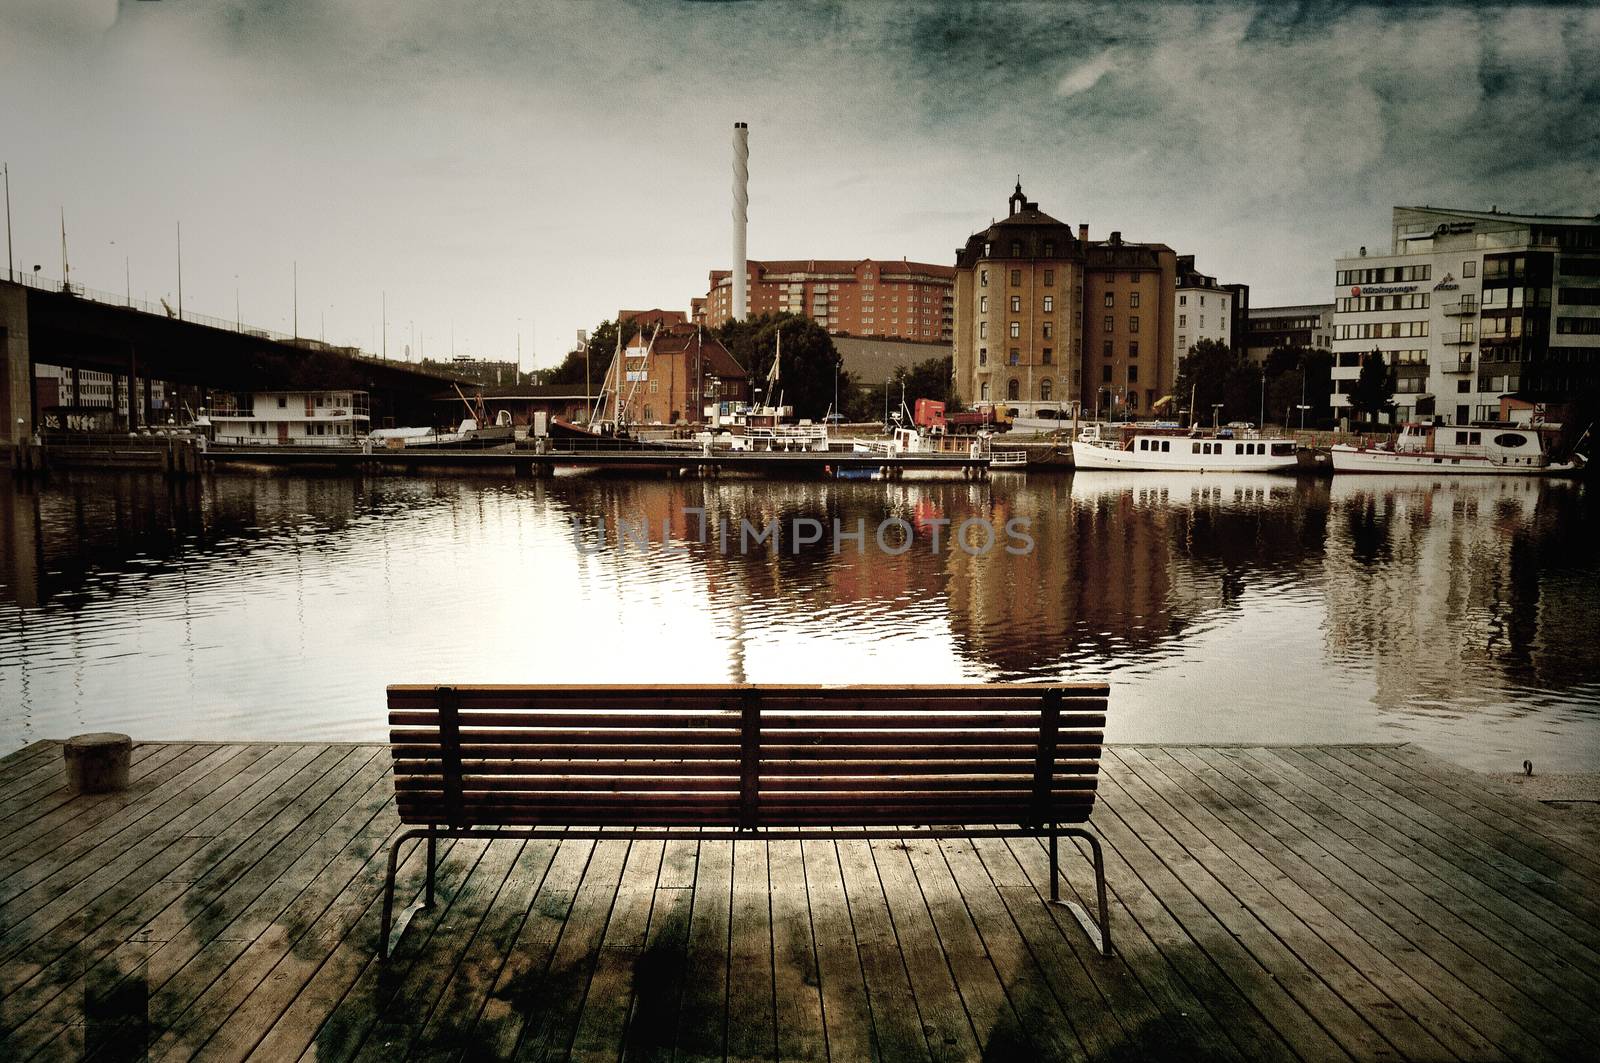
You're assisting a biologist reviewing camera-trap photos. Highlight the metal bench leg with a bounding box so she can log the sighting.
[1049,829,1060,902]
[379,827,432,962]
[425,826,437,907]
[1054,827,1112,958]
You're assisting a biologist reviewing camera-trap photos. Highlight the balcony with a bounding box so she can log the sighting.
[1441,331,1476,346]
[1442,356,1473,373]
[1442,298,1478,316]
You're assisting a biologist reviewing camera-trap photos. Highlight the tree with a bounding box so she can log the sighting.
[895,356,956,407]
[715,313,847,420]
[546,316,627,388]
[1348,348,1396,424]
[1263,344,1335,428]
[1174,338,1239,426]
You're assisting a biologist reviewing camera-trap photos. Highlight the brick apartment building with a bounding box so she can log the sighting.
[702,259,954,342]
[607,320,749,425]
[953,183,1184,418]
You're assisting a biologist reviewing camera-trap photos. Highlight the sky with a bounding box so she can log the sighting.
[1,1,1596,371]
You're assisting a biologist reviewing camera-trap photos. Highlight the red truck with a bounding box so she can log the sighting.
[916,399,1011,435]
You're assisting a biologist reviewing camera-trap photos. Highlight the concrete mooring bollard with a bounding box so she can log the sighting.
[63,733,133,794]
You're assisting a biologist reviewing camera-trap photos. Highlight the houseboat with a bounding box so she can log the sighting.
[208,391,370,446]
[1072,424,1299,472]
[1330,423,1581,475]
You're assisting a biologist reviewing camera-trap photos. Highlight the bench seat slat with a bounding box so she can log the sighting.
[392,758,1102,777]
[388,683,1108,700]
[396,775,1097,794]
[390,710,1105,730]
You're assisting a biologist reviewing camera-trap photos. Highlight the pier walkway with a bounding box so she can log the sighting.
[0,740,1595,1061]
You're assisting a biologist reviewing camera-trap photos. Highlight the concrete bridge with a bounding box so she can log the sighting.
[0,278,463,456]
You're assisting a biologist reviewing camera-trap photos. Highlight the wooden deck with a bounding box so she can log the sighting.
[0,741,1596,1061]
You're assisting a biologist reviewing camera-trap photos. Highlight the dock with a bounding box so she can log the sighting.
[0,740,1595,1060]
[203,446,998,479]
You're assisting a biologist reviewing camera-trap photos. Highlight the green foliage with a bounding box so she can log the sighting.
[715,313,847,420]
[545,317,626,387]
[1175,339,1340,428]
[896,355,956,407]
[1264,345,1335,428]
[1174,339,1249,425]
[1348,348,1397,422]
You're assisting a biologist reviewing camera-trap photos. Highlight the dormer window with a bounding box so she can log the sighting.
[1043,241,1055,256]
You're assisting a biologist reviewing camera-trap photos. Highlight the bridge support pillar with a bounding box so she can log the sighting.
[0,284,33,450]
[127,344,140,432]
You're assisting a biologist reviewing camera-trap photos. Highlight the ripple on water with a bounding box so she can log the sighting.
[1,471,1597,771]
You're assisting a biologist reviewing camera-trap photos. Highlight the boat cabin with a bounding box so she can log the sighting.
[209,391,371,446]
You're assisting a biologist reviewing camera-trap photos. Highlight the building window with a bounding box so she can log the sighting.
[1042,323,1053,339]
[278,396,287,408]
[1010,269,1021,286]
[1179,314,1186,327]
[1179,334,1187,349]
[1130,272,1140,283]
[980,322,988,339]
[1463,260,1477,278]
[1128,365,1138,383]
[1009,321,1020,338]
[1041,378,1053,400]
[1101,365,1112,382]
[980,295,988,313]
[1010,295,1021,312]
[1128,341,1138,358]
[983,243,991,257]
[980,269,988,287]
[1042,347,1053,364]
[1043,241,1055,257]
[1044,269,1055,287]
[1103,315,1114,332]
[980,382,990,400]
[1010,241,1022,256]
[1043,295,1054,312]
[1007,378,1020,401]
[1009,348,1020,365]
[1129,316,1140,334]
[1104,292,1114,307]
[1130,292,1140,308]
[1102,339,1113,357]
[978,347,987,365]
[1180,295,1187,306]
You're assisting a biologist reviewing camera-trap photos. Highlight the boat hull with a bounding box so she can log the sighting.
[1071,442,1298,473]
[1329,445,1575,476]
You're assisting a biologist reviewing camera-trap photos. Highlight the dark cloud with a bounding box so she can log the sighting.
[1,1,1594,364]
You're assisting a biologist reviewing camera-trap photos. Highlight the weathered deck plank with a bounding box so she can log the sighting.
[0,741,1594,1063]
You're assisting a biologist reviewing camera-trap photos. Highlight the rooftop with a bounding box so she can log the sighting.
[1396,205,1600,227]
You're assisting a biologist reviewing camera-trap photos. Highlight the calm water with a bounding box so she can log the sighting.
[2,469,1598,773]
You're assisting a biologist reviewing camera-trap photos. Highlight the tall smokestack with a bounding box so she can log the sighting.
[732,121,749,321]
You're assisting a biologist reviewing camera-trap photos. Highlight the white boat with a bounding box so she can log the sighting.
[1072,424,1299,472]
[1330,423,1580,475]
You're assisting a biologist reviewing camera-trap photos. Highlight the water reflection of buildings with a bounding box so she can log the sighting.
[943,473,1328,676]
[1323,476,1600,709]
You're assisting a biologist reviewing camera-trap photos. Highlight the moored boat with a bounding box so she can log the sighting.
[1072,424,1299,472]
[1330,422,1580,476]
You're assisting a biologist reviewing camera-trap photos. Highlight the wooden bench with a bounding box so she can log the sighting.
[381,683,1112,958]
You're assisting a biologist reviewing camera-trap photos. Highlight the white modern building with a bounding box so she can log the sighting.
[1331,206,1600,426]
[209,390,371,445]
[1173,255,1235,361]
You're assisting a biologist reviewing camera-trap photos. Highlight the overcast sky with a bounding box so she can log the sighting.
[2,1,1595,370]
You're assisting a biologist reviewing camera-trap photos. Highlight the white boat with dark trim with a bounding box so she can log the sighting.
[1072,425,1299,472]
[1330,422,1580,475]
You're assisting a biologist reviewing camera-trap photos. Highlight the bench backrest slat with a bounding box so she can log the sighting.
[388,684,1106,830]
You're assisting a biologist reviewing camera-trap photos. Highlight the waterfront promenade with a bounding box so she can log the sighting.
[0,739,1595,1061]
